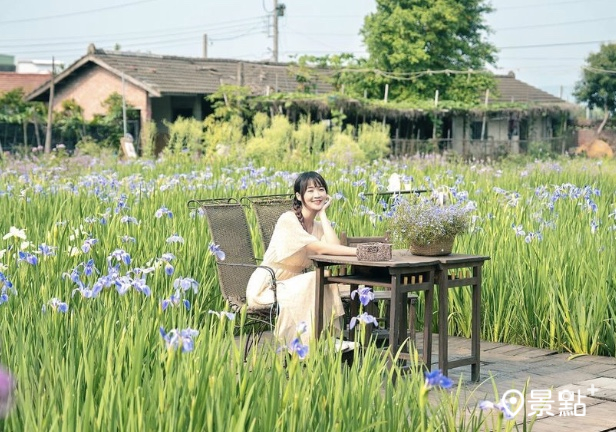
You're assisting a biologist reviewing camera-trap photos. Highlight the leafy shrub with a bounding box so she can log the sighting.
[140,120,158,158]
[163,117,204,156]
[245,115,292,164]
[324,133,366,164]
[203,115,245,159]
[357,121,390,161]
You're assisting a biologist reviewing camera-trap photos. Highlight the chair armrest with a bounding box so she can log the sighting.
[216,262,278,303]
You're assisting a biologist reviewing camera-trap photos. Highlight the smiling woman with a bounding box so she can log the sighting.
[246,171,357,348]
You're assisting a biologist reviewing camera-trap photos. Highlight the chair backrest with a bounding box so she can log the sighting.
[243,195,294,250]
[193,199,257,308]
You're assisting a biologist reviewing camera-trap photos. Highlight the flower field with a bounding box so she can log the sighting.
[0,153,614,430]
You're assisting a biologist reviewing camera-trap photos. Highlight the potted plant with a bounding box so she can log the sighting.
[386,194,472,256]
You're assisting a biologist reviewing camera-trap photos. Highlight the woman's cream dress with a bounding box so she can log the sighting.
[246,211,345,345]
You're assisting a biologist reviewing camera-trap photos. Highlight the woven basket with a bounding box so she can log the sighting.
[409,237,455,256]
[356,242,392,261]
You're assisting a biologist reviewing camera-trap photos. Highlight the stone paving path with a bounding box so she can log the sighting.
[241,332,616,430]
[428,336,616,431]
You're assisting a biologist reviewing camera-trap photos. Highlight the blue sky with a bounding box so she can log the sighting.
[0,0,614,101]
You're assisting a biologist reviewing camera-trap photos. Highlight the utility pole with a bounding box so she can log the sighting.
[122,72,127,138]
[273,0,278,62]
[272,0,285,62]
[44,57,55,154]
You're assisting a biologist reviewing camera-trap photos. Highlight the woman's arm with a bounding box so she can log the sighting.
[305,241,356,256]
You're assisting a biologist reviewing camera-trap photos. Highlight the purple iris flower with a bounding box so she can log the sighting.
[162,292,190,311]
[424,369,453,390]
[478,400,515,420]
[115,276,133,295]
[71,280,103,299]
[42,297,68,313]
[120,216,139,225]
[38,243,56,257]
[164,263,174,276]
[166,233,184,244]
[17,251,38,266]
[83,259,99,277]
[173,277,199,294]
[155,206,173,218]
[81,238,98,254]
[0,273,13,291]
[288,337,309,360]
[208,242,225,260]
[160,327,199,353]
[349,312,379,330]
[208,310,235,320]
[350,286,374,307]
[108,249,131,266]
[160,253,176,262]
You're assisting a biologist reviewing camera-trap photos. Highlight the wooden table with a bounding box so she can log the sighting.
[310,250,439,367]
[310,250,490,381]
[434,254,490,381]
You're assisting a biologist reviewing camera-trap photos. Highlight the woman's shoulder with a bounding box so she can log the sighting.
[278,210,298,222]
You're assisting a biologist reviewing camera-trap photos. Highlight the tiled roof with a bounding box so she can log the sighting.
[0,72,51,94]
[493,73,570,105]
[27,47,334,99]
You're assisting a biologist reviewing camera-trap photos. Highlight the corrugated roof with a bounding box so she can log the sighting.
[0,72,51,94]
[25,47,573,109]
[493,73,570,105]
[27,47,334,99]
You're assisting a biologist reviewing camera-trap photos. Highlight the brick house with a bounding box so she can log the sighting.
[0,72,51,94]
[25,45,577,157]
[26,44,332,147]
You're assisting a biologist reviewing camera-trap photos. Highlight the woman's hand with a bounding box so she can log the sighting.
[319,195,332,218]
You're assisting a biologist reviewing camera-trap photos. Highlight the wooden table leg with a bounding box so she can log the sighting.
[438,267,449,376]
[388,274,404,357]
[422,270,434,370]
[314,264,325,339]
[471,264,482,382]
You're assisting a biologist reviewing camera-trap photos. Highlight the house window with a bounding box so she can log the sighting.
[172,108,194,121]
[470,121,486,140]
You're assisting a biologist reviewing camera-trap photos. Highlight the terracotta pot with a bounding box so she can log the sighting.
[409,237,455,256]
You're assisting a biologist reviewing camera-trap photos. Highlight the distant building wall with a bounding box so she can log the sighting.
[17,60,64,74]
[54,66,149,126]
[0,54,15,72]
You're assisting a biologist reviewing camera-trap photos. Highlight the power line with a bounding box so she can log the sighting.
[499,40,613,50]
[497,0,607,10]
[497,15,616,31]
[0,0,159,25]
[0,16,267,45]
[0,21,269,52]
[5,26,268,57]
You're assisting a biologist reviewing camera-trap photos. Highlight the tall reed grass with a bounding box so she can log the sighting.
[1,153,612,429]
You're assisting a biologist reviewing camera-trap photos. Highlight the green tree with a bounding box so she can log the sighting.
[360,0,497,101]
[0,89,46,152]
[574,43,616,134]
[55,99,86,143]
[91,92,138,148]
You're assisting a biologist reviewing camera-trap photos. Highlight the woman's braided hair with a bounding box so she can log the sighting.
[292,171,328,233]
